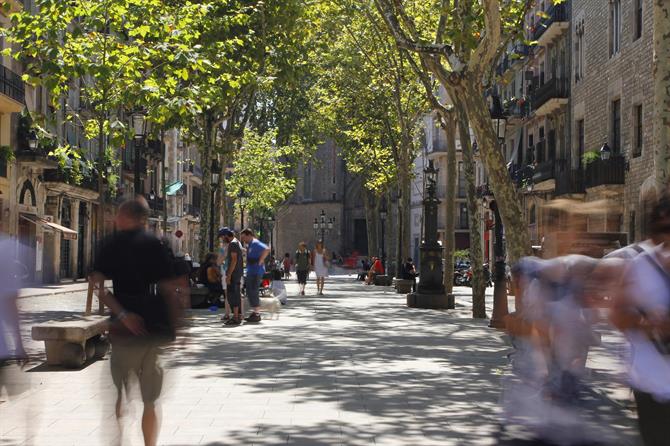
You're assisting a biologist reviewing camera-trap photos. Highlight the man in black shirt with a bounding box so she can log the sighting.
[219,227,244,325]
[90,197,182,446]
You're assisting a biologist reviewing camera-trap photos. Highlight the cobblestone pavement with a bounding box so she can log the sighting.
[1,274,640,445]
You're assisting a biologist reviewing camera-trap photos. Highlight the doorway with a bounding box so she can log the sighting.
[60,199,72,279]
[353,219,368,254]
[18,214,36,283]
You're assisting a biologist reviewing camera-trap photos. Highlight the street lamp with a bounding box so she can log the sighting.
[600,142,612,161]
[28,132,38,150]
[314,209,335,243]
[407,159,450,308]
[209,158,221,251]
[131,111,147,198]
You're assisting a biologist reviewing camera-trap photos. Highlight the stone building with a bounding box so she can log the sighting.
[274,140,350,259]
[570,0,652,242]
[487,0,653,255]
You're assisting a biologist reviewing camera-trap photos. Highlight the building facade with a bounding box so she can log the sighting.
[484,0,653,256]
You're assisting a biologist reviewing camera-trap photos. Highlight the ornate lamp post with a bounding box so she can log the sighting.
[313,209,334,242]
[408,160,452,309]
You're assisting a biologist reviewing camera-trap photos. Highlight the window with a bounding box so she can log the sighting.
[629,211,636,244]
[633,104,643,157]
[612,99,621,153]
[634,0,643,40]
[610,0,621,56]
[575,21,585,81]
[577,119,585,168]
[458,203,469,230]
[457,162,466,198]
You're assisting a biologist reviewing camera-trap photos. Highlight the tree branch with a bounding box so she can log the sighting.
[470,0,502,72]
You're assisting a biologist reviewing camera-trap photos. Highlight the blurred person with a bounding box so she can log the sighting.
[201,253,224,300]
[401,257,417,292]
[295,242,310,296]
[611,192,670,446]
[89,197,184,446]
[365,256,384,285]
[282,252,292,279]
[219,228,243,325]
[503,251,617,445]
[239,228,270,323]
[311,240,330,295]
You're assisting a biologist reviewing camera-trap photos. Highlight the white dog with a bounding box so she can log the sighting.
[259,296,281,319]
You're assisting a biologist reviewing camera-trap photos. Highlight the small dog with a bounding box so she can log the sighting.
[259,296,281,319]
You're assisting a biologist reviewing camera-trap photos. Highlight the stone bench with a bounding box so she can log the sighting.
[394,279,414,293]
[32,316,110,368]
[373,275,393,286]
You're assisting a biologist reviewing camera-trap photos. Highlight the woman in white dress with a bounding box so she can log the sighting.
[311,241,330,295]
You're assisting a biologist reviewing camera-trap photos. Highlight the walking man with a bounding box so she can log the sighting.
[611,192,670,446]
[89,197,183,446]
[219,228,244,325]
[239,228,270,323]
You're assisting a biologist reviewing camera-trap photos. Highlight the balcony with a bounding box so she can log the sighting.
[504,98,530,121]
[555,169,586,196]
[122,158,148,177]
[532,160,557,183]
[42,168,98,192]
[147,196,165,214]
[0,65,25,112]
[585,156,626,189]
[531,3,569,46]
[531,77,569,116]
[146,140,163,160]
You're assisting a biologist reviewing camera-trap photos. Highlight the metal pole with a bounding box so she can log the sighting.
[209,188,215,251]
[134,139,141,196]
[381,217,386,271]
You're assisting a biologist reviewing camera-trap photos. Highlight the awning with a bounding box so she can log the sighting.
[20,214,78,240]
[165,181,184,196]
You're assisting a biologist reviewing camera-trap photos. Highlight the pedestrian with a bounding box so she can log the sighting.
[311,240,330,295]
[202,253,224,302]
[366,256,384,285]
[611,191,670,446]
[89,197,184,446]
[401,257,417,292]
[218,228,244,325]
[239,228,270,323]
[282,252,292,279]
[295,242,310,296]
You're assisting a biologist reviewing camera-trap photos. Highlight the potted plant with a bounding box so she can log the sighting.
[582,150,600,166]
[0,145,15,162]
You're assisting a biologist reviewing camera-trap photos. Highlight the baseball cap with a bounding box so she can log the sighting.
[218,227,234,237]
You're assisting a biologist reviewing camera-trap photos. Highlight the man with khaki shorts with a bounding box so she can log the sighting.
[90,197,182,446]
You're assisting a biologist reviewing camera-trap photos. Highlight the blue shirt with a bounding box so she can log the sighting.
[246,238,268,276]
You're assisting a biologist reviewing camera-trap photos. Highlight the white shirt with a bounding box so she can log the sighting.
[624,246,670,400]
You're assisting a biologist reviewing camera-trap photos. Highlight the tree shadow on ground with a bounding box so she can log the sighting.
[156,278,638,445]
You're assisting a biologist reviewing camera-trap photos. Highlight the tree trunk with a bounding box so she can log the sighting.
[456,106,487,318]
[442,115,457,295]
[654,0,670,191]
[397,155,412,277]
[363,189,379,257]
[198,113,214,261]
[454,76,531,263]
[96,119,106,252]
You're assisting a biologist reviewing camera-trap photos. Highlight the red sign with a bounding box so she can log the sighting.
[175,230,183,238]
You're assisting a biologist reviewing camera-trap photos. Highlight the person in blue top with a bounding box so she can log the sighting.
[240,228,270,323]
